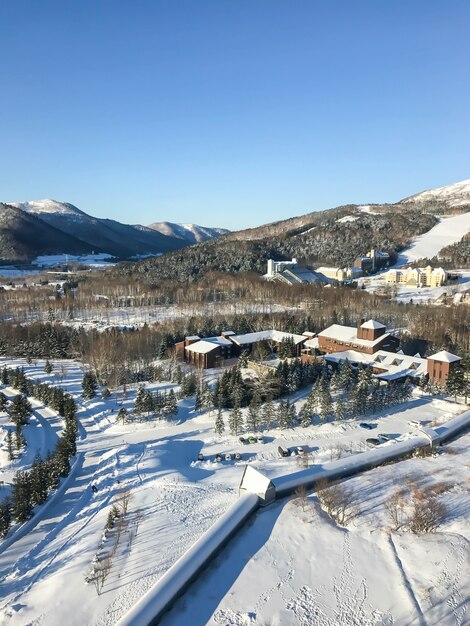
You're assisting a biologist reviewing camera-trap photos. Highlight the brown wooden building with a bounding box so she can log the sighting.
[317,319,398,355]
[427,350,462,386]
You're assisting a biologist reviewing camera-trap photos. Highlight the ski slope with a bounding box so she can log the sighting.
[396,212,470,265]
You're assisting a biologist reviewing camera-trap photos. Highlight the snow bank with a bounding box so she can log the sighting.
[115,492,259,626]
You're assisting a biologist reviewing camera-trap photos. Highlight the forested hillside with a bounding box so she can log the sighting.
[115,207,436,284]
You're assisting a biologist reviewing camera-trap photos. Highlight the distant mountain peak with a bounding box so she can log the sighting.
[147,221,229,244]
[401,178,470,208]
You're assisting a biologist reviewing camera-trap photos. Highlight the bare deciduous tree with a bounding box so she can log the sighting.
[316,479,357,526]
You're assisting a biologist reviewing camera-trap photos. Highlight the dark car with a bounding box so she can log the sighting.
[234,452,241,461]
[360,422,376,430]
[278,445,290,458]
[366,437,381,446]
[197,452,204,461]
[215,453,223,462]
[239,437,248,445]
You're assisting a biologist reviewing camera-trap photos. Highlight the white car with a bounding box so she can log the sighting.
[408,420,424,427]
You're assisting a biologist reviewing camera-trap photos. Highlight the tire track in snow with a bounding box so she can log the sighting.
[386,532,426,626]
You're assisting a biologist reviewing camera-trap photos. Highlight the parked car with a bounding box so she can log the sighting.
[234,452,241,461]
[257,436,265,444]
[215,453,223,462]
[278,445,290,458]
[377,433,392,441]
[197,452,204,461]
[366,437,381,446]
[296,446,304,455]
[247,435,257,444]
[359,422,376,430]
[408,420,424,427]
[239,436,248,445]
[225,453,232,461]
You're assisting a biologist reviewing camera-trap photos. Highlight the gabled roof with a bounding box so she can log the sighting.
[361,319,385,330]
[318,324,390,348]
[230,330,307,346]
[185,336,232,354]
[427,350,461,363]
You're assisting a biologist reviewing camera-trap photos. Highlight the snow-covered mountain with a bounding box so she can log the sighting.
[1,200,228,262]
[401,178,470,209]
[147,221,229,244]
[10,199,90,222]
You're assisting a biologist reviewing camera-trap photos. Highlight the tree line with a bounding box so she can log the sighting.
[0,367,79,538]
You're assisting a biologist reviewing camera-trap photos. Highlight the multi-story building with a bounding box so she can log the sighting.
[317,319,399,355]
[316,266,363,282]
[266,258,321,285]
[385,266,447,288]
[353,248,390,273]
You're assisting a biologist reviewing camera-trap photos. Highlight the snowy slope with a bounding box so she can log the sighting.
[10,199,89,223]
[395,211,470,264]
[147,221,229,244]
[401,178,470,208]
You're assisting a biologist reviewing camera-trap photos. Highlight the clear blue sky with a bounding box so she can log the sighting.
[1,1,469,230]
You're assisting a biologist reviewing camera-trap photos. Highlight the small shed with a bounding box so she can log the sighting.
[239,466,276,506]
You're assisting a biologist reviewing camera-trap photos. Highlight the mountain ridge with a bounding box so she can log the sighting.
[1,200,228,262]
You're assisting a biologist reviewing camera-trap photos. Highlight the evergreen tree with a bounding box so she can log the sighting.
[0,496,12,538]
[238,350,249,368]
[446,366,466,401]
[8,394,32,426]
[319,386,332,421]
[30,454,48,505]
[0,391,8,411]
[277,399,289,429]
[6,430,14,461]
[338,359,353,393]
[260,398,275,430]
[12,470,33,523]
[117,407,128,423]
[228,406,243,435]
[82,371,98,399]
[201,384,215,414]
[334,396,346,421]
[15,423,24,451]
[44,360,53,375]
[54,437,71,477]
[246,393,261,432]
[214,407,225,435]
[1,366,9,385]
[164,389,178,417]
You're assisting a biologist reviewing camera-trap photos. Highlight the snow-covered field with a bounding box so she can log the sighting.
[0,358,468,626]
[163,432,470,626]
[395,212,470,265]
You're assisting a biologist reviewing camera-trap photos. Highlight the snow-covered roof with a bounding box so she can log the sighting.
[185,335,200,341]
[318,324,390,348]
[230,330,307,346]
[185,336,233,354]
[239,466,274,498]
[427,350,461,363]
[323,349,428,380]
[361,319,385,330]
[303,337,319,349]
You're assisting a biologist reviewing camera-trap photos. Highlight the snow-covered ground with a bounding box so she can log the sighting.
[163,434,470,626]
[32,253,115,268]
[395,212,470,265]
[0,357,468,626]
